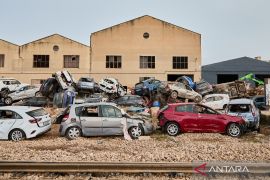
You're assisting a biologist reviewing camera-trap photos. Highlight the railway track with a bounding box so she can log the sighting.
[0,161,269,174]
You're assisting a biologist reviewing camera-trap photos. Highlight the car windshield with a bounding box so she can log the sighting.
[80,78,93,82]
[228,104,251,113]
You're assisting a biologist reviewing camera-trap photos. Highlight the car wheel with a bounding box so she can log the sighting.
[170,91,178,99]
[194,96,202,103]
[4,97,13,105]
[66,126,81,140]
[9,129,26,141]
[166,122,180,136]
[128,126,142,139]
[35,91,42,97]
[227,123,242,137]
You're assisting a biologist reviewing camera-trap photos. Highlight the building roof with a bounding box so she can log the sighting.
[0,39,19,46]
[202,56,270,72]
[21,33,89,47]
[91,15,200,35]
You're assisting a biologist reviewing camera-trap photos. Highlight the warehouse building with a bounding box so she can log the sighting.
[202,56,270,84]
[90,15,201,86]
[0,15,201,87]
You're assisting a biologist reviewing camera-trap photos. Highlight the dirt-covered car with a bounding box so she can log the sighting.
[4,85,40,105]
[99,78,126,96]
[0,78,29,97]
[59,102,153,139]
[168,82,202,102]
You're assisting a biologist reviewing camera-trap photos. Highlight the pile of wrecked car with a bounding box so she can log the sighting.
[0,71,267,141]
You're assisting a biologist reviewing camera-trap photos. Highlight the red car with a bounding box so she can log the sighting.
[158,103,246,137]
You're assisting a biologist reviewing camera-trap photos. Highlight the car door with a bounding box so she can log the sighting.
[0,110,17,139]
[196,105,225,132]
[79,105,103,136]
[100,105,123,135]
[12,86,26,100]
[174,104,200,132]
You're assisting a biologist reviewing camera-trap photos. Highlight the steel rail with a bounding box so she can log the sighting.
[0,161,269,174]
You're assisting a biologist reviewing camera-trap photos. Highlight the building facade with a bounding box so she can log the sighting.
[90,15,201,86]
[0,15,201,87]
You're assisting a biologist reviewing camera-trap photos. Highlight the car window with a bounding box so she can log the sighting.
[228,104,251,113]
[27,108,48,117]
[0,110,22,119]
[214,96,223,101]
[175,104,194,113]
[81,106,99,117]
[176,83,185,88]
[101,105,122,118]
[205,97,214,102]
[11,80,20,85]
[193,105,217,114]
[3,81,10,85]
[256,97,264,102]
[185,85,192,91]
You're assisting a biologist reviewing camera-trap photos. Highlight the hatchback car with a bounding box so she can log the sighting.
[4,85,40,105]
[158,103,246,137]
[225,98,260,131]
[59,102,153,139]
[202,94,230,110]
[168,82,202,102]
[99,78,126,96]
[0,106,51,141]
[77,77,95,93]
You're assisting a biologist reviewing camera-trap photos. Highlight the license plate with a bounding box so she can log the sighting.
[43,120,50,126]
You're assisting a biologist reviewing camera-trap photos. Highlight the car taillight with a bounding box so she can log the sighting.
[62,115,69,122]
[29,118,42,124]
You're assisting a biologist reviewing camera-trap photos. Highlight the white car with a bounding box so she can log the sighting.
[202,94,230,110]
[4,85,40,105]
[0,78,29,95]
[168,82,202,102]
[99,78,126,96]
[0,106,51,141]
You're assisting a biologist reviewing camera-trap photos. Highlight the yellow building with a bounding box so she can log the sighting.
[1,34,90,85]
[90,15,201,86]
[0,15,201,87]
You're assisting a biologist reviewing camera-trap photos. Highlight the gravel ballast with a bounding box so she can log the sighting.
[0,125,269,162]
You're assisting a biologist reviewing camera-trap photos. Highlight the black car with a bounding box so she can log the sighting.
[114,95,145,106]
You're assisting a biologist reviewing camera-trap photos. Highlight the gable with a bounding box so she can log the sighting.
[92,15,200,36]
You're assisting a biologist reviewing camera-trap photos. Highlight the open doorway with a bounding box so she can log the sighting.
[217,74,238,84]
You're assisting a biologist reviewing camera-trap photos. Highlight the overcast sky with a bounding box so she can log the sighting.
[0,0,269,65]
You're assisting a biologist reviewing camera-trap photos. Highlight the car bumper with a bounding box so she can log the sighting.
[142,122,154,135]
[27,124,51,139]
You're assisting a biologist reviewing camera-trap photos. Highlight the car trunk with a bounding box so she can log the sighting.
[26,108,51,127]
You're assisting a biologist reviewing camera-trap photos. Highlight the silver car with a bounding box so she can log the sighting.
[59,102,153,139]
[4,85,40,105]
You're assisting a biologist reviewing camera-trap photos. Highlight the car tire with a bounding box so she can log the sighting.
[128,126,142,139]
[194,96,202,103]
[9,129,26,141]
[65,126,82,140]
[166,122,180,136]
[170,91,178,99]
[4,97,13,105]
[227,123,242,137]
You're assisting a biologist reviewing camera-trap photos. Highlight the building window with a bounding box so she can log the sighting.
[139,77,154,82]
[33,55,49,68]
[31,79,46,85]
[0,54,4,67]
[140,56,155,69]
[106,56,122,68]
[64,55,79,68]
[173,56,188,69]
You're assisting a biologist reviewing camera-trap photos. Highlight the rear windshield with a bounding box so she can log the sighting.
[228,104,251,113]
[27,108,48,117]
